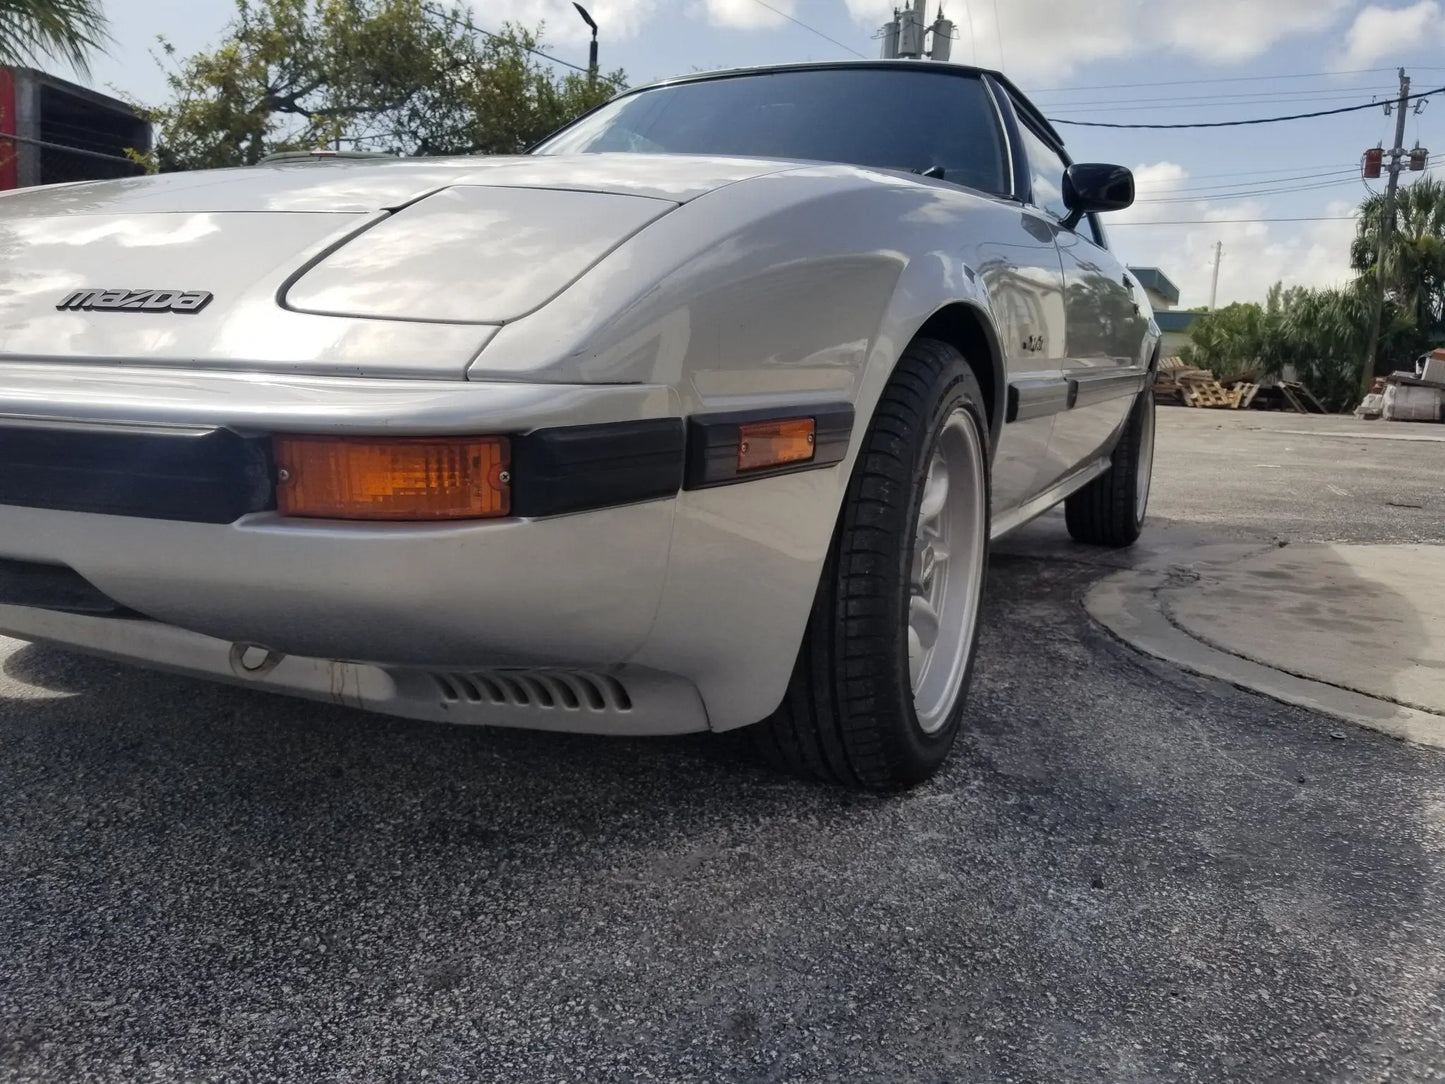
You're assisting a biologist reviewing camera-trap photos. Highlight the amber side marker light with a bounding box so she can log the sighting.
[737,417,816,473]
[274,435,510,520]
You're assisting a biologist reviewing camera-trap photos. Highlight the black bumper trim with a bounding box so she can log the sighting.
[1006,377,1071,422]
[512,419,684,517]
[0,420,274,524]
[683,403,854,490]
[0,403,856,525]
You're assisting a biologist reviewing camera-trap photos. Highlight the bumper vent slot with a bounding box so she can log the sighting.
[428,670,633,713]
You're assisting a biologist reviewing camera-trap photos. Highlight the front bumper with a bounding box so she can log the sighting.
[0,363,855,733]
[0,603,708,736]
[0,365,685,695]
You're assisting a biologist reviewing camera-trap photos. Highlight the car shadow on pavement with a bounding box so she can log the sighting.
[2,546,1444,1082]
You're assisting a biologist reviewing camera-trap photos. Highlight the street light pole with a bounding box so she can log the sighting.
[573,3,598,85]
[1208,241,1222,313]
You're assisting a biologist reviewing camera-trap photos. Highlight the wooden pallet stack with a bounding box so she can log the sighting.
[1153,358,1212,406]
[1153,359,1325,413]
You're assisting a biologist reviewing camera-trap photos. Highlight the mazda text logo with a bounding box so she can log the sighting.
[56,289,213,314]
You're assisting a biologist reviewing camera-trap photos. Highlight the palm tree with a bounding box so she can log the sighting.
[1352,175,1445,343]
[0,0,108,75]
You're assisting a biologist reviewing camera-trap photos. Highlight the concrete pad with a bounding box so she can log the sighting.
[1086,543,1445,750]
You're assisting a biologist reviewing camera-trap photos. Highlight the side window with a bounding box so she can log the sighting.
[1016,120,1070,224]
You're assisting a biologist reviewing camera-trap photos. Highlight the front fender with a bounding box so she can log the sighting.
[475,167,1017,729]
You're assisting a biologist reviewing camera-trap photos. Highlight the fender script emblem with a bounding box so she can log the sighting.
[57,289,213,314]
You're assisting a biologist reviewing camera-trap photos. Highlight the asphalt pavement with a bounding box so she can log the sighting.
[2,408,1445,1082]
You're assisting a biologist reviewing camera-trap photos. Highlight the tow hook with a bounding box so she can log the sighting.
[228,642,285,678]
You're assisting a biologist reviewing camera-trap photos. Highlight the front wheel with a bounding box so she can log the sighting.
[1064,385,1156,548]
[754,338,991,791]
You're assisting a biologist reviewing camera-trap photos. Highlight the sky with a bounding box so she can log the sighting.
[53,0,1445,308]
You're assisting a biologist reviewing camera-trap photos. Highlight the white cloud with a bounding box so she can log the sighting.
[702,0,795,29]
[473,0,1354,72]
[847,0,1353,81]
[1336,1,1445,69]
[1112,163,1358,307]
[1159,0,1350,63]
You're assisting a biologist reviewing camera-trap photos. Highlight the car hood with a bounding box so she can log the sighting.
[0,153,793,214]
[0,154,797,378]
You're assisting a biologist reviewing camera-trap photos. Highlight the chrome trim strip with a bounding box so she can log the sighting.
[1007,376,1071,422]
[1069,368,1149,409]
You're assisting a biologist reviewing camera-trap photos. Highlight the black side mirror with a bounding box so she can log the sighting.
[1062,163,1134,230]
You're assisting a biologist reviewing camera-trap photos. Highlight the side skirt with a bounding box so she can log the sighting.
[989,455,1111,542]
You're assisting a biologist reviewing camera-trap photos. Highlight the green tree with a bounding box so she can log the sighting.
[0,0,107,74]
[134,0,622,171]
[1351,175,1445,366]
[1180,299,1270,380]
[1184,279,1416,411]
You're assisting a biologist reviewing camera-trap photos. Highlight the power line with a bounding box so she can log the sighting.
[1049,91,1396,115]
[1040,82,1401,103]
[1028,68,1401,94]
[1051,86,1394,107]
[1046,88,1396,112]
[1137,166,1361,191]
[990,0,1005,68]
[1136,161,1360,185]
[1050,84,1445,128]
[1135,177,1367,204]
[1135,167,1363,197]
[1110,216,1359,226]
[745,0,866,58]
[0,131,138,166]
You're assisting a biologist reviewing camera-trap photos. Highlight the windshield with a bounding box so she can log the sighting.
[533,68,1010,197]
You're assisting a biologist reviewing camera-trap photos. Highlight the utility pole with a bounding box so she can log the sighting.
[881,2,953,60]
[1208,241,1222,312]
[1361,68,1413,399]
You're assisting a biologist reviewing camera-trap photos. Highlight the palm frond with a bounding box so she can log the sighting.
[0,0,109,75]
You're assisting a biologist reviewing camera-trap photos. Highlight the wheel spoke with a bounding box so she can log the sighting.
[909,595,940,650]
[918,457,949,524]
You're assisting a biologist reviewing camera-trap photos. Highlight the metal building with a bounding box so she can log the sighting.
[0,66,151,190]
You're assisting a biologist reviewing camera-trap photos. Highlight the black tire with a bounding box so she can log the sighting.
[754,338,991,791]
[1064,386,1156,549]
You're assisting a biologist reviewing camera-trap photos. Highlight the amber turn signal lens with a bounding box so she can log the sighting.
[737,417,816,472]
[274,435,510,520]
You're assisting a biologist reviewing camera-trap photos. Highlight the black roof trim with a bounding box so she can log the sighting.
[622,59,1067,148]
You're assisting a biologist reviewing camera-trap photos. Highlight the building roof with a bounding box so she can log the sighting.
[1155,310,1201,333]
[1128,267,1182,306]
[1,65,143,118]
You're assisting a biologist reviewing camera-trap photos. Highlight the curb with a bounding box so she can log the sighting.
[1085,566,1445,752]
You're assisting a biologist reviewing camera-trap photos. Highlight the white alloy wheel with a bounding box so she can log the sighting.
[908,409,988,734]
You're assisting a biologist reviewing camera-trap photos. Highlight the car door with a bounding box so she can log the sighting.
[1008,112,1150,485]
[977,214,1070,522]
[1054,213,1151,466]
[976,81,1071,524]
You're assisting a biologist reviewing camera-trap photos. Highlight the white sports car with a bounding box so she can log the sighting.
[0,61,1158,789]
